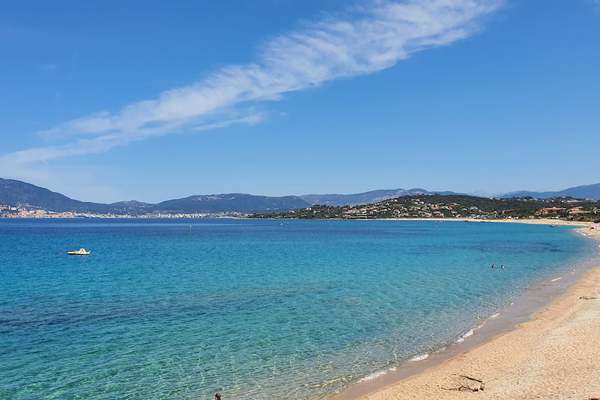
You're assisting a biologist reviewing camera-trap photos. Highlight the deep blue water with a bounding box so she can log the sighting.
[0,219,596,399]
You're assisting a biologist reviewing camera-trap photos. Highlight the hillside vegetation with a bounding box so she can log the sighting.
[253,195,600,222]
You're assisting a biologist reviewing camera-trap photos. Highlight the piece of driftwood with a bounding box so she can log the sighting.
[441,374,485,392]
[579,296,599,300]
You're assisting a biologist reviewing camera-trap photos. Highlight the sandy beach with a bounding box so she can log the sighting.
[338,221,600,400]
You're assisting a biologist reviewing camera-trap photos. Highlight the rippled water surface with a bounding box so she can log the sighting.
[0,219,595,399]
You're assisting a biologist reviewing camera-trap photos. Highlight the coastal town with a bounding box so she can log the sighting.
[253,195,600,222]
[0,204,242,219]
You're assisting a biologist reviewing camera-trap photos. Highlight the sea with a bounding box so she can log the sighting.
[0,219,597,399]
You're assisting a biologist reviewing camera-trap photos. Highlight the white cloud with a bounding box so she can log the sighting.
[2,0,502,183]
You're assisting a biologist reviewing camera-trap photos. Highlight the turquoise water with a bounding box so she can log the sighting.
[0,219,596,399]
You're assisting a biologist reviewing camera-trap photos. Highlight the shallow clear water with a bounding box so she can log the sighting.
[0,219,596,399]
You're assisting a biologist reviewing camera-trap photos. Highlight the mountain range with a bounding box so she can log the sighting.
[501,183,600,201]
[299,188,460,207]
[1,177,600,214]
[0,178,311,214]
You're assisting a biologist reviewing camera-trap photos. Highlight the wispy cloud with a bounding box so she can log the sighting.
[2,0,502,180]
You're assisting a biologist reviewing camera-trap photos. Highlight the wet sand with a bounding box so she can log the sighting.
[336,221,600,400]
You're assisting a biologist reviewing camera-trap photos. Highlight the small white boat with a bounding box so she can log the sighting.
[67,248,91,256]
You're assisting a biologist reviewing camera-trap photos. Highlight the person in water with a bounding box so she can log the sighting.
[214,393,222,400]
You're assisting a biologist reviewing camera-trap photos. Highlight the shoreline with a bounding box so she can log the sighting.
[332,221,600,400]
[369,217,597,226]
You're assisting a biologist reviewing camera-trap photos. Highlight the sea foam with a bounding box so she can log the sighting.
[357,366,397,382]
[456,329,475,343]
[409,353,429,362]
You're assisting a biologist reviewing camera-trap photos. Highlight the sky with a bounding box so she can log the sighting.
[1,0,599,203]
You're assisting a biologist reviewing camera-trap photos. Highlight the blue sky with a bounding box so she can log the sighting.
[1,0,599,203]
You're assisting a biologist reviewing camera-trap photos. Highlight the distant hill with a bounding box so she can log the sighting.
[300,188,459,207]
[502,183,600,200]
[0,178,111,213]
[0,178,310,214]
[253,194,600,222]
[155,194,310,213]
[109,200,155,214]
